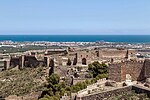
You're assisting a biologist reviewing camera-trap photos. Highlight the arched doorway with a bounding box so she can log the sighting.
[67,58,72,66]
[82,58,87,65]
[96,51,99,57]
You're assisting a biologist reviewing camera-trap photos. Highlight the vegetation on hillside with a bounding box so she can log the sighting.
[39,74,93,100]
[0,67,46,97]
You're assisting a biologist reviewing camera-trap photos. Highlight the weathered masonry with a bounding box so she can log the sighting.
[108,59,150,82]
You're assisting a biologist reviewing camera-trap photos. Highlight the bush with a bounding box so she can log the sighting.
[85,79,91,85]
[88,61,108,78]
[96,74,108,80]
[47,74,60,85]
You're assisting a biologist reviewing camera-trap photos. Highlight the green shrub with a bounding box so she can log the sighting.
[47,74,60,85]
[88,61,108,78]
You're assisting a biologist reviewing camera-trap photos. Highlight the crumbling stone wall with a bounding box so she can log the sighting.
[24,55,39,67]
[108,63,123,82]
[9,55,47,69]
[125,61,144,81]
[77,51,92,65]
[2,48,131,72]
[109,60,147,82]
[10,57,19,68]
[71,49,128,65]
[101,49,127,58]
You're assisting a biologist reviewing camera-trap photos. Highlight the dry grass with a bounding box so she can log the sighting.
[0,67,47,97]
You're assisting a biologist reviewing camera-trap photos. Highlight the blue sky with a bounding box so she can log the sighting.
[0,0,150,35]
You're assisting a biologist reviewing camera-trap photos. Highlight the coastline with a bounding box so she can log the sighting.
[0,35,150,43]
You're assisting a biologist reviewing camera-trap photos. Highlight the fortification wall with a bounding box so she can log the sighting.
[144,59,150,78]
[76,86,132,100]
[74,49,129,65]
[76,85,150,100]
[109,60,145,82]
[101,49,127,58]
[108,63,122,82]
[125,61,144,81]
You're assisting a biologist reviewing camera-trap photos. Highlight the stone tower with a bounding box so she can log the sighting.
[125,50,129,59]
[19,55,25,69]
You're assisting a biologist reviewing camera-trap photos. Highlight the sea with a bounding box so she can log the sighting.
[0,35,150,43]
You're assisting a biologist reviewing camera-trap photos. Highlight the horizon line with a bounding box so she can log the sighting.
[1,34,150,35]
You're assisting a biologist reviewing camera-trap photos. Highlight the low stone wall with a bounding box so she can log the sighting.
[76,86,132,100]
[132,85,150,97]
[76,85,150,100]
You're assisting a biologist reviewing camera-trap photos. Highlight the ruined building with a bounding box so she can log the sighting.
[0,48,136,84]
[1,48,132,70]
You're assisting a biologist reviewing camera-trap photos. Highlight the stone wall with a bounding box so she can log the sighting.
[10,57,19,68]
[24,55,39,67]
[6,55,48,70]
[4,60,10,70]
[101,49,127,58]
[109,60,145,82]
[125,61,144,81]
[132,85,150,97]
[109,59,150,82]
[76,86,132,100]
[75,49,128,65]
[108,63,122,82]
[144,59,150,78]
[77,51,92,65]
[76,85,150,100]
[46,50,67,55]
